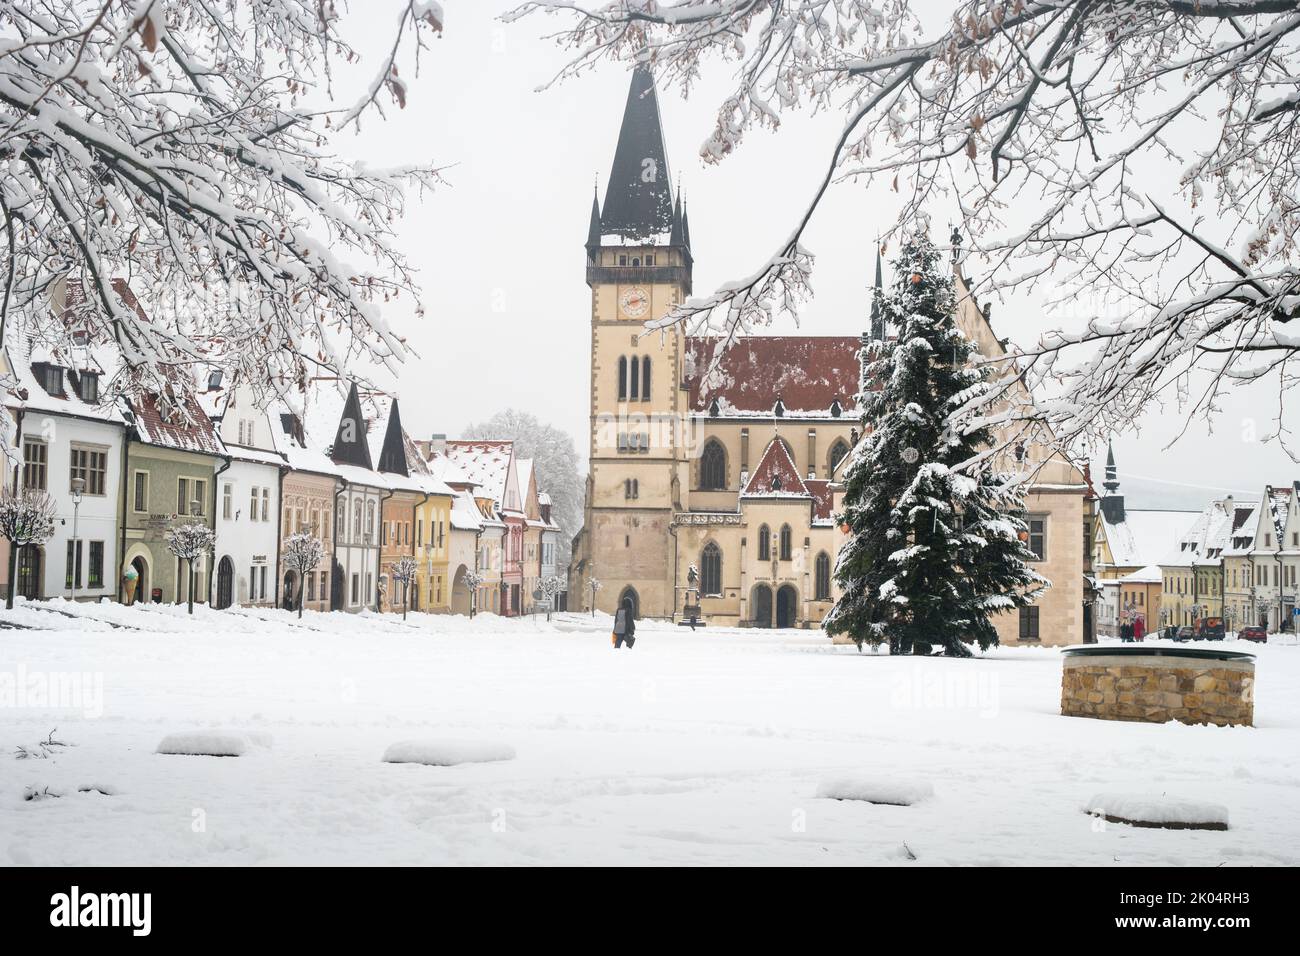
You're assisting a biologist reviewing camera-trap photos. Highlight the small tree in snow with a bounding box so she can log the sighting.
[461,570,484,618]
[824,235,1047,657]
[0,488,57,610]
[390,556,418,620]
[588,577,602,618]
[541,574,564,621]
[164,523,216,615]
[282,531,325,619]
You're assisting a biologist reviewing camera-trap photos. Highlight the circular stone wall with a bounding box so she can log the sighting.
[1060,646,1254,727]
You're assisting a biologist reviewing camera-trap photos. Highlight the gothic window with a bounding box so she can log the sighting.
[700,542,722,596]
[828,439,850,477]
[779,524,793,561]
[700,439,726,490]
[815,552,831,600]
[630,355,640,400]
[618,356,628,401]
[642,356,651,401]
[757,525,771,561]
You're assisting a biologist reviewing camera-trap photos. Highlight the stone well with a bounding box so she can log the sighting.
[1060,646,1255,727]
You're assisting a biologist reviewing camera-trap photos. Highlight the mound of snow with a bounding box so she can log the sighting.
[382,739,516,767]
[816,777,935,806]
[1085,792,1229,830]
[156,731,271,757]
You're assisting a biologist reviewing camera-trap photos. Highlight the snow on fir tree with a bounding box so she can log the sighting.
[823,234,1048,657]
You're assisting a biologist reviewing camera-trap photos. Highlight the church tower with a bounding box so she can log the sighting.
[579,64,693,619]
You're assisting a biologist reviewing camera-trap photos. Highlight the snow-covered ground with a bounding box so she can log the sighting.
[2,599,1298,866]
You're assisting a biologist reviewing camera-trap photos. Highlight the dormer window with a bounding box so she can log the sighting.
[771,475,782,491]
[829,398,842,418]
[709,398,720,417]
[208,369,224,390]
[773,398,785,417]
[32,362,65,397]
[75,370,99,403]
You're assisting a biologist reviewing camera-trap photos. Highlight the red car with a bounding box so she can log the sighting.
[1238,625,1268,643]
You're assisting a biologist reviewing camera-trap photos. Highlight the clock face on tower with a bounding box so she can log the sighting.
[619,287,649,319]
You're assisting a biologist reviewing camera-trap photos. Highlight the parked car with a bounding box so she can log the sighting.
[1175,626,1194,642]
[1238,625,1268,643]
[1196,617,1226,641]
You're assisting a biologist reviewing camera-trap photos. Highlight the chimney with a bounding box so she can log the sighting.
[428,433,447,458]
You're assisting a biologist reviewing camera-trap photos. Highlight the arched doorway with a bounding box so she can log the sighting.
[776,584,799,628]
[16,544,42,601]
[750,583,773,628]
[129,555,148,604]
[451,565,471,616]
[215,556,234,609]
[618,586,640,620]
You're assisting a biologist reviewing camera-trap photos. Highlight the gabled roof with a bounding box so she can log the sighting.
[742,439,809,498]
[446,440,516,509]
[600,65,674,244]
[1119,564,1163,585]
[684,336,863,419]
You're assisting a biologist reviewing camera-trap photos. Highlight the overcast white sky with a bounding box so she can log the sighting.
[333,1,1296,510]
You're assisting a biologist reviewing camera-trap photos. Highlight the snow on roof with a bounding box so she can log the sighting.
[1159,499,1245,567]
[1099,509,1200,568]
[426,450,473,488]
[684,336,863,419]
[125,390,225,456]
[742,439,810,498]
[1119,564,1163,584]
[446,440,514,505]
[450,489,482,531]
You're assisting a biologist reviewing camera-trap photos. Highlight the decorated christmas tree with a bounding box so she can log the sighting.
[823,234,1048,656]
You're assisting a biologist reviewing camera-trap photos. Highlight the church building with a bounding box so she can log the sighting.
[568,66,1092,644]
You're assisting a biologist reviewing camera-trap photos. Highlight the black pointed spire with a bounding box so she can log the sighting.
[1099,439,1126,524]
[585,189,601,255]
[681,200,691,249]
[869,243,885,342]
[331,381,374,471]
[377,398,409,476]
[600,65,674,242]
[669,193,684,245]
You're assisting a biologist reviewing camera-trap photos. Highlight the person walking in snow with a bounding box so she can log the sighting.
[612,596,637,649]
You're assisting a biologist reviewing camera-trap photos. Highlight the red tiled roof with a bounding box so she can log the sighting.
[805,479,835,523]
[131,391,224,456]
[742,439,808,497]
[684,336,863,418]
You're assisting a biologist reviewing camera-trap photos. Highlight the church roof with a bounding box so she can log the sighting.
[805,479,836,525]
[599,65,675,244]
[742,439,809,498]
[684,336,863,419]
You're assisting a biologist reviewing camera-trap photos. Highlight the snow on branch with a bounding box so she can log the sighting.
[515,0,1300,458]
[0,0,446,416]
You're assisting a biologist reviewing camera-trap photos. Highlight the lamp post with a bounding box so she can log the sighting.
[68,477,85,601]
[190,498,201,607]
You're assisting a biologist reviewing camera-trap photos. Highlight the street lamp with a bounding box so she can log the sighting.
[68,477,85,601]
[190,497,202,606]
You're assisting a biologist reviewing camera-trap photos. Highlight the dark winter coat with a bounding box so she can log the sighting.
[614,599,636,637]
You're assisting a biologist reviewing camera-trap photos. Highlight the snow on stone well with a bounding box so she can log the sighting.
[156,731,271,757]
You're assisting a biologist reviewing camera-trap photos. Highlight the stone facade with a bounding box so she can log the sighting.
[1061,654,1254,727]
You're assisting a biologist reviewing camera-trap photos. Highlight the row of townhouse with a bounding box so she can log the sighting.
[1156,482,1300,633]
[0,281,563,617]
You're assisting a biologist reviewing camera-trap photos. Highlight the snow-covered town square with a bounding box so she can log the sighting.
[4,0,1300,908]
[4,602,1298,867]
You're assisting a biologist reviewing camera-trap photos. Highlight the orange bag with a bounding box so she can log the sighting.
[611,631,618,646]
